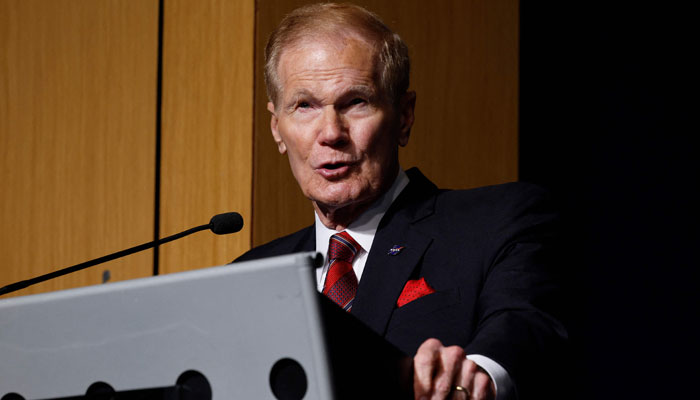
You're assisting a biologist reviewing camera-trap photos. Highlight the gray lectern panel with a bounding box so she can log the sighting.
[0,252,332,399]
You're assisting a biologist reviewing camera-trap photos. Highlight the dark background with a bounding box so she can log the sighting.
[520,2,697,398]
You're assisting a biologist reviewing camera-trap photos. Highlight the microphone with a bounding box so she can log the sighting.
[209,212,244,235]
[0,212,244,297]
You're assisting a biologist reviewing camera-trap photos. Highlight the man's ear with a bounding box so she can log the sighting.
[268,101,286,154]
[398,91,416,147]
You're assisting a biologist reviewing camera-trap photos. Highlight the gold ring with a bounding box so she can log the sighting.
[453,385,470,395]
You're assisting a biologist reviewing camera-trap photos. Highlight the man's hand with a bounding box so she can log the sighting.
[413,338,496,400]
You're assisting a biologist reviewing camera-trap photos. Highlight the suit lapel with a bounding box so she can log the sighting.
[351,168,438,336]
[293,226,316,253]
[352,227,432,336]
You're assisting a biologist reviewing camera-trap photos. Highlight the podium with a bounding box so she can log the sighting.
[0,253,411,399]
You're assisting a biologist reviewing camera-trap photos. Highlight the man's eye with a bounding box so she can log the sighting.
[349,98,366,106]
[298,101,310,108]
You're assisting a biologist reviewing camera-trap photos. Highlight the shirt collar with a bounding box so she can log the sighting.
[315,168,410,255]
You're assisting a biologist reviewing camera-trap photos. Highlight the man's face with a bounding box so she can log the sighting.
[268,37,414,217]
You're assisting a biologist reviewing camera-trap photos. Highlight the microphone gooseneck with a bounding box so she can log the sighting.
[0,212,244,297]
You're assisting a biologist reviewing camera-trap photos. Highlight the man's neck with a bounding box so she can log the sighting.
[314,167,408,255]
[313,202,371,231]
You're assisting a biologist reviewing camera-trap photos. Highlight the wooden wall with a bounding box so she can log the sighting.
[0,0,158,296]
[159,0,254,274]
[1,0,517,296]
[253,0,519,246]
[0,0,254,297]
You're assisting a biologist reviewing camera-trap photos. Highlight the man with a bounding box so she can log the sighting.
[236,3,566,399]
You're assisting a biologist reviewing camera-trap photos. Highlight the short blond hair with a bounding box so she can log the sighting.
[264,3,410,106]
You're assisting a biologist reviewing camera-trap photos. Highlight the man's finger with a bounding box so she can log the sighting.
[471,369,495,400]
[413,338,443,398]
[450,384,470,400]
[454,361,495,400]
[456,359,479,398]
[430,345,465,398]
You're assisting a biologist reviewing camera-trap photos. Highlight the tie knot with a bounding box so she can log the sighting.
[328,231,360,264]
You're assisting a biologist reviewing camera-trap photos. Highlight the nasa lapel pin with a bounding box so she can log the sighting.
[387,245,405,256]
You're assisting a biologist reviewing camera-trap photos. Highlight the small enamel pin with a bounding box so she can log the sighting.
[387,245,405,256]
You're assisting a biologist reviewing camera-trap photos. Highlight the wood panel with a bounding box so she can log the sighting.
[253,0,519,246]
[251,1,313,248]
[0,0,158,297]
[386,0,519,189]
[159,0,254,273]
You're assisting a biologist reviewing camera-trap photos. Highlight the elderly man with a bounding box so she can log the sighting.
[237,3,566,399]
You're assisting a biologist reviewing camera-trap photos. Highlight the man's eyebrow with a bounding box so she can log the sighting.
[283,89,316,108]
[289,88,314,99]
[282,85,378,110]
[342,85,376,98]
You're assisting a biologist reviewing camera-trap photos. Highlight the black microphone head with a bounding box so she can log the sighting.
[209,212,244,235]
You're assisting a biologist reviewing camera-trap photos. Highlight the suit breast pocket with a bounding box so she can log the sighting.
[385,287,473,354]
[388,287,461,329]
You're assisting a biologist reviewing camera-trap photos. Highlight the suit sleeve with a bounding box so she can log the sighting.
[463,185,568,400]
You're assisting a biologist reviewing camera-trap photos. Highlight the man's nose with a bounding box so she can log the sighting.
[317,107,348,147]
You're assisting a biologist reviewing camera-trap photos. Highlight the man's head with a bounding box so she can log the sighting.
[265,3,410,108]
[265,3,416,229]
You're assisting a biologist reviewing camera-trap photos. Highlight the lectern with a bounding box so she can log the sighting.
[0,253,410,399]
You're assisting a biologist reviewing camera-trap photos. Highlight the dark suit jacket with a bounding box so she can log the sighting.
[236,168,567,398]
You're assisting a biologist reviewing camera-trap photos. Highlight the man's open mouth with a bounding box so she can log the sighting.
[322,162,348,170]
[316,162,353,179]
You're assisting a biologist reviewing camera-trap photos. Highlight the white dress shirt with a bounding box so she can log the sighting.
[313,168,516,399]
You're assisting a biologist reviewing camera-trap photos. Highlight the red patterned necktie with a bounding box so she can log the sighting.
[322,231,360,312]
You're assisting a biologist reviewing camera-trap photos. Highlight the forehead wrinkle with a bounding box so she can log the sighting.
[282,68,377,102]
[276,38,381,108]
[285,65,375,83]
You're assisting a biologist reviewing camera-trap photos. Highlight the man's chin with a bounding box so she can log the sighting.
[311,191,377,217]
[311,197,355,212]
[306,181,355,204]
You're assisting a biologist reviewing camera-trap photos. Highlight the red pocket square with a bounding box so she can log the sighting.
[397,277,436,307]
